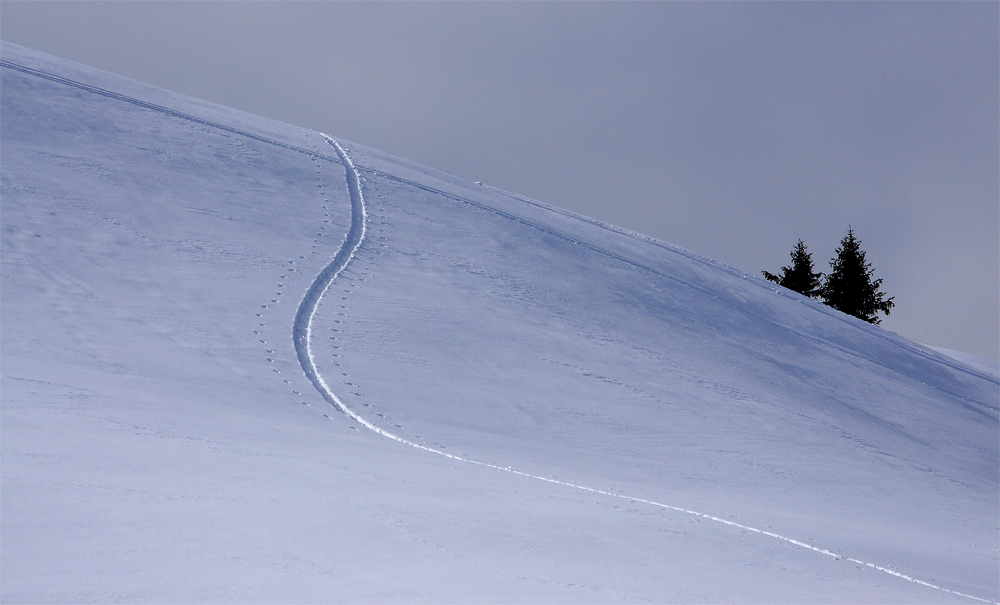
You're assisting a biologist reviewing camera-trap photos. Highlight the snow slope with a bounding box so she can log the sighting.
[926,346,999,381]
[2,42,997,603]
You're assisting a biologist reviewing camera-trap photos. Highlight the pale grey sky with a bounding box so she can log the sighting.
[3,1,997,361]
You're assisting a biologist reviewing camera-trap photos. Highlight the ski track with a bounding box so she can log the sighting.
[2,59,993,604]
[300,138,993,605]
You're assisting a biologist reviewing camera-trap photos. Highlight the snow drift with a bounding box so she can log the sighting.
[2,42,997,603]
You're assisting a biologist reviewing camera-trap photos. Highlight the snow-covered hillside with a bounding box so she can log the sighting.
[2,42,997,603]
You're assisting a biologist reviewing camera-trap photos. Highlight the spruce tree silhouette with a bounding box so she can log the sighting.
[762,239,823,298]
[820,227,894,324]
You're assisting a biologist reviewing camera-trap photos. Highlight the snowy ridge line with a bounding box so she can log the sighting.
[364,159,995,388]
[300,143,992,605]
[483,186,1000,387]
[0,60,341,165]
[3,59,991,388]
[5,57,992,388]
[371,165,998,390]
[354,166,998,409]
[359,167,775,311]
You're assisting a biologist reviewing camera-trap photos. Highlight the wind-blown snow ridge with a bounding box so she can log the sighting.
[297,138,993,605]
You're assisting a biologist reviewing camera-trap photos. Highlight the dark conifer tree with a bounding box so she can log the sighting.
[820,227,894,324]
[762,239,823,298]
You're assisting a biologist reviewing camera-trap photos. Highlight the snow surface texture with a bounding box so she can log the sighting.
[2,42,998,603]
[926,347,999,382]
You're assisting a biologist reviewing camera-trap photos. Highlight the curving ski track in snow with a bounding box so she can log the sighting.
[1,58,989,601]
[292,134,366,416]
[297,138,992,604]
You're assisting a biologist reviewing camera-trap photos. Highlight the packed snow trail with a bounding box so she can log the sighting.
[296,138,993,605]
[292,134,366,414]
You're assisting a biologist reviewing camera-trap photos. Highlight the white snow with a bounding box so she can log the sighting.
[2,42,997,603]
[925,346,1000,381]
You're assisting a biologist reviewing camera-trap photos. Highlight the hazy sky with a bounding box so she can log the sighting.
[3,2,997,361]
